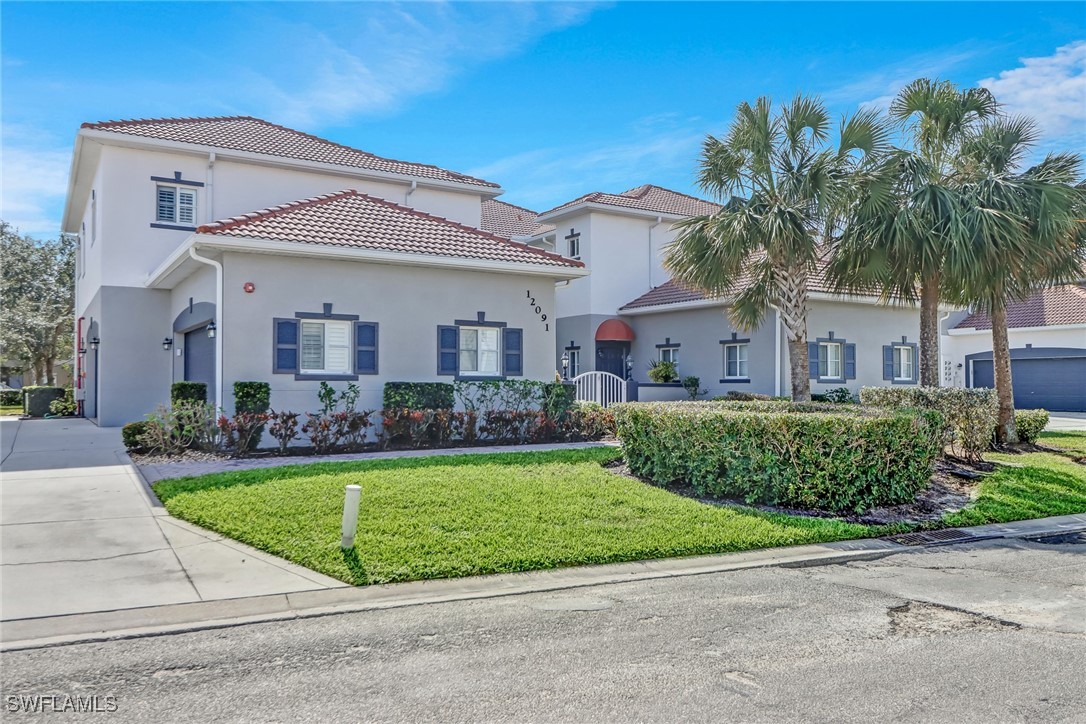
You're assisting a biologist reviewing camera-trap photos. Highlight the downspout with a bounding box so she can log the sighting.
[938,309,952,387]
[648,216,663,288]
[188,246,224,411]
[206,152,216,222]
[773,307,782,397]
[404,180,417,206]
[76,316,84,417]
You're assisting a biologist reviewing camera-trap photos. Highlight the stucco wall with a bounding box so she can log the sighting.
[219,252,561,414]
[554,313,616,375]
[553,213,593,320]
[943,326,1086,388]
[168,266,218,384]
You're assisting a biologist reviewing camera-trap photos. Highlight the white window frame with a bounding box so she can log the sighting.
[724,343,749,379]
[156,184,197,226]
[820,341,843,380]
[659,346,679,366]
[299,320,351,375]
[567,235,580,260]
[567,349,581,378]
[894,345,915,382]
[459,326,501,377]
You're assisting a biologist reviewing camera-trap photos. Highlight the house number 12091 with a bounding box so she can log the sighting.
[526,290,549,331]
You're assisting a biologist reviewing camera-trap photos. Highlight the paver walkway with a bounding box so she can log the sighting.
[0,419,344,623]
[139,440,615,482]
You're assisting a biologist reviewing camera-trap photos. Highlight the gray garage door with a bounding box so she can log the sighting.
[184,326,216,391]
[971,353,1086,412]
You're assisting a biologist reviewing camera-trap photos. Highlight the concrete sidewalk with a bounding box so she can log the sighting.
[1047,413,1086,432]
[0,419,344,623]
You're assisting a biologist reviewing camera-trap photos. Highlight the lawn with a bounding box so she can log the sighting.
[0,405,22,416]
[943,431,1086,527]
[154,448,882,586]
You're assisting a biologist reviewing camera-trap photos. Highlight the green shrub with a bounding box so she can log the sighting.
[647,360,678,383]
[141,403,220,455]
[614,401,944,513]
[682,376,706,400]
[171,381,207,406]
[1013,409,1049,444]
[48,388,77,416]
[0,389,20,406]
[819,387,854,404]
[382,382,454,410]
[711,391,772,402]
[122,421,148,451]
[233,381,270,450]
[21,386,65,417]
[859,386,997,462]
[542,382,576,422]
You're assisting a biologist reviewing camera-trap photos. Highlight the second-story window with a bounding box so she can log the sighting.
[156,185,196,226]
[565,230,581,260]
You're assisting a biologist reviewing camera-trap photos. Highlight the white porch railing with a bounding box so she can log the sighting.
[572,371,627,408]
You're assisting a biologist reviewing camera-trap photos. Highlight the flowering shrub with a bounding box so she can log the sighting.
[614,401,943,512]
[859,386,998,461]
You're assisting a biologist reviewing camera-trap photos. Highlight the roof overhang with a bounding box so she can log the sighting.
[948,322,1086,336]
[61,134,103,233]
[537,201,687,224]
[146,234,589,290]
[619,291,956,316]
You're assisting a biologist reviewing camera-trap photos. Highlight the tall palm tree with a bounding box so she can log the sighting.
[949,118,1084,442]
[665,95,889,401]
[832,79,1001,386]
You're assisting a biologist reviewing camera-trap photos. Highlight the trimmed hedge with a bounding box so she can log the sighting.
[171,381,207,406]
[614,401,944,513]
[1,389,20,406]
[383,382,454,410]
[859,386,997,461]
[1014,409,1049,444]
[21,386,65,417]
[122,421,149,451]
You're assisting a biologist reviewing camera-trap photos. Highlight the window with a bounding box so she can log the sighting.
[300,320,351,374]
[894,345,914,381]
[820,342,843,379]
[567,349,581,377]
[724,343,749,379]
[156,185,196,226]
[459,326,501,376]
[567,234,580,260]
[659,346,679,366]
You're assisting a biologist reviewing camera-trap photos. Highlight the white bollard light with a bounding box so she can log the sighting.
[341,484,362,549]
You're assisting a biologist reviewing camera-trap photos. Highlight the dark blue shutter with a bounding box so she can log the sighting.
[844,344,857,380]
[273,318,299,374]
[807,342,819,379]
[355,322,377,374]
[438,325,458,375]
[882,345,894,380]
[910,344,919,383]
[503,328,523,377]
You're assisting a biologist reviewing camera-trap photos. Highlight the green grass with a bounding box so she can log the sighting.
[943,445,1086,528]
[1037,430,1086,458]
[155,448,884,586]
[0,405,22,416]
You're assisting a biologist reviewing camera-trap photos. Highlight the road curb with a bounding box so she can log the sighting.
[4,514,1084,652]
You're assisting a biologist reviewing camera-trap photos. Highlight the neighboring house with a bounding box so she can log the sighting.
[511,184,925,401]
[942,284,1086,411]
[63,117,584,426]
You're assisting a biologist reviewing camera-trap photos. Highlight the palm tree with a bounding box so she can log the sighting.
[832,79,1001,386]
[948,118,1084,442]
[665,95,889,401]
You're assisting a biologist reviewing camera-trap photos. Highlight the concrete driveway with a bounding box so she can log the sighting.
[1047,413,1086,432]
[0,419,343,622]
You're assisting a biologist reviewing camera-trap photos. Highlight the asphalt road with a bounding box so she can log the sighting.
[2,537,1084,723]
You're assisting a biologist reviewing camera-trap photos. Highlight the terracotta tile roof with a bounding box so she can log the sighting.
[82,116,499,189]
[953,285,1086,330]
[540,184,721,219]
[196,190,582,270]
[620,257,836,311]
[480,199,555,238]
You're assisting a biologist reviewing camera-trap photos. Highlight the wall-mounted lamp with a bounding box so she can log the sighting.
[89,337,100,351]
[78,345,87,355]
[206,321,217,338]
[625,354,633,380]
[561,352,569,380]
[162,337,173,351]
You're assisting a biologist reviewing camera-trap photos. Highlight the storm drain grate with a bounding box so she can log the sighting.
[883,529,989,547]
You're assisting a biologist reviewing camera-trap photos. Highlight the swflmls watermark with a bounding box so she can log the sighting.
[5,695,118,714]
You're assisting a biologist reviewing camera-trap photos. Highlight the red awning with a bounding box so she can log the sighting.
[595,319,636,342]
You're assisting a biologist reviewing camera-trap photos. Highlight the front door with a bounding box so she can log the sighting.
[184,326,215,390]
[595,342,629,378]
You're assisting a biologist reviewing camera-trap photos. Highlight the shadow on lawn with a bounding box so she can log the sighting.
[341,547,370,586]
[152,447,621,499]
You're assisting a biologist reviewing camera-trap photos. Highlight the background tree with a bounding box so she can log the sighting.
[0,222,76,385]
[832,79,1000,386]
[947,119,1084,442]
[666,95,889,401]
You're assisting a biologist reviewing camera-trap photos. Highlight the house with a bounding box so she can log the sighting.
[510,185,925,400]
[63,117,584,426]
[942,284,1086,411]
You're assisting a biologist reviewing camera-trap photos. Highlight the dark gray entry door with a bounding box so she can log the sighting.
[595,342,629,378]
[184,326,215,390]
[972,355,1086,412]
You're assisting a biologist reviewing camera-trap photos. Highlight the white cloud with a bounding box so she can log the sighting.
[980,41,1086,141]
[823,47,983,110]
[0,127,71,237]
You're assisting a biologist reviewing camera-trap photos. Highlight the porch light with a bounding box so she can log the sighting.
[162,337,173,351]
[206,321,217,338]
[625,354,633,380]
[561,352,569,380]
[89,337,100,351]
[78,345,87,355]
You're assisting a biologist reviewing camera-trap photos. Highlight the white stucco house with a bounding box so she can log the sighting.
[63,117,584,426]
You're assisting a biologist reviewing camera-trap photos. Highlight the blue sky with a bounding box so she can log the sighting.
[3,1,1084,237]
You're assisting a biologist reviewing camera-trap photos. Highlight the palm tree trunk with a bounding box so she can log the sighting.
[991,305,1018,444]
[919,273,941,387]
[787,337,811,402]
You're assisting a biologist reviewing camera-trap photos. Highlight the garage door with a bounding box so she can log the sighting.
[971,353,1086,412]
